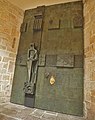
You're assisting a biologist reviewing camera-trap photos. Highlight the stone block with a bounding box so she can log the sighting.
[0,91,4,97]
[9,53,16,58]
[3,63,8,69]
[85,92,91,102]
[1,68,7,74]
[0,74,2,81]
[42,113,56,120]
[8,61,15,73]
[92,71,95,81]
[91,96,95,103]
[11,26,17,36]
[1,11,10,22]
[9,13,18,24]
[84,12,90,25]
[3,25,12,35]
[0,45,6,50]
[86,101,91,110]
[90,35,95,44]
[91,90,95,96]
[3,57,14,62]
[7,46,16,53]
[0,56,2,61]
[31,109,44,118]
[0,51,9,58]
[3,75,10,81]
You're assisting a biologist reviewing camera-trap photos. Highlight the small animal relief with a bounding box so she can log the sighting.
[50,76,55,85]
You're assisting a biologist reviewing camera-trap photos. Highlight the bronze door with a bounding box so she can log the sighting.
[11,1,84,116]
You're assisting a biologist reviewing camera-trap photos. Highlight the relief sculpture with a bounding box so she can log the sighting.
[23,43,38,95]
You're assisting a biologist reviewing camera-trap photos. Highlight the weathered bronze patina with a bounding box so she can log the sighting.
[11,1,84,116]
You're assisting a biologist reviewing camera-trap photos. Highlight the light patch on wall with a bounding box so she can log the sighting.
[8,0,82,10]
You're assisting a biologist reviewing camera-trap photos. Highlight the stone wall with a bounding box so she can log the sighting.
[83,0,95,119]
[0,0,24,103]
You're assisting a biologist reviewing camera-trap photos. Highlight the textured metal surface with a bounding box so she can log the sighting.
[48,19,60,30]
[35,67,57,111]
[16,54,27,66]
[71,29,83,55]
[20,23,27,32]
[73,11,83,28]
[11,65,28,105]
[35,68,83,115]
[33,14,43,31]
[60,19,71,28]
[11,1,84,116]
[35,1,84,116]
[38,54,46,66]
[75,55,83,68]
[46,55,57,67]
[11,6,45,106]
[56,54,74,67]
[24,94,35,108]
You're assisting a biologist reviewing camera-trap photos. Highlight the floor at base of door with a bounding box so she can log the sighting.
[0,102,85,120]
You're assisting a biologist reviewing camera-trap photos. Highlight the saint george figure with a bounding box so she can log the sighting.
[24,43,38,95]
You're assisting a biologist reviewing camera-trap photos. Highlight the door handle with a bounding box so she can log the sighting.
[50,76,55,85]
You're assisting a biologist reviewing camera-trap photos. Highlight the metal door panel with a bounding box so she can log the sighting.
[75,55,83,68]
[56,54,74,67]
[35,1,83,116]
[38,54,46,66]
[11,1,84,116]
[35,67,45,96]
[35,67,56,111]
[67,100,83,116]
[41,29,72,55]
[16,54,27,66]
[70,28,83,55]
[46,55,57,67]
[11,6,45,106]
[11,65,27,105]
